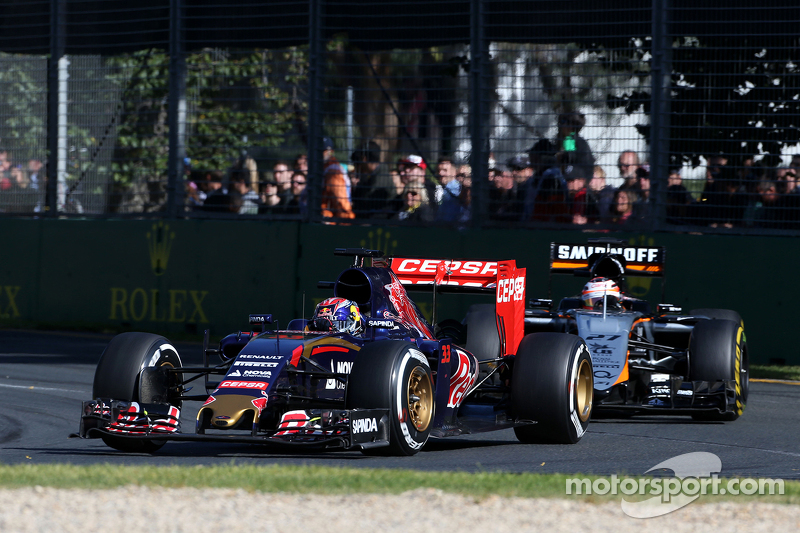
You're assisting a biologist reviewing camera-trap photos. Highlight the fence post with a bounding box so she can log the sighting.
[46,0,66,216]
[166,0,187,218]
[306,0,324,223]
[650,0,672,230]
[470,0,489,228]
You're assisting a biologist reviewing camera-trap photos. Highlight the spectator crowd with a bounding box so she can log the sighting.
[6,115,800,232]
[0,152,44,214]
[174,124,800,231]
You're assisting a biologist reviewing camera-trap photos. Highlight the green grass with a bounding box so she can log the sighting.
[0,464,798,505]
[750,365,800,381]
[0,464,573,498]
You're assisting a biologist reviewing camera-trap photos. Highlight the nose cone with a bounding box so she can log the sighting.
[198,395,264,430]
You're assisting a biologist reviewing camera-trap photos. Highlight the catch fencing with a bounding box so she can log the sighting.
[0,1,798,235]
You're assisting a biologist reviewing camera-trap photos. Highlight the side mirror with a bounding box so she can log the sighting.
[528,299,553,310]
[657,304,682,314]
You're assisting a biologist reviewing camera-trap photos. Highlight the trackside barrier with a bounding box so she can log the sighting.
[0,218,793,365]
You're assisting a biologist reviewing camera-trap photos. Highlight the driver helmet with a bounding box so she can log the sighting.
[309,297,364,335]
[581,277,621,309]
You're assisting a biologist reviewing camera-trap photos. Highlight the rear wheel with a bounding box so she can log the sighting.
[511,333,592,444]
[346,340,434,456]
[689,319,748,421]
[92,332,182,452]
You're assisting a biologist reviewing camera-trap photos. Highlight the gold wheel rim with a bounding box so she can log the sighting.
[407,366,433,432]
[576,358,593,422]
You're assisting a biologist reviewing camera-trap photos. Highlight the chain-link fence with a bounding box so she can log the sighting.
[1,1,799,234]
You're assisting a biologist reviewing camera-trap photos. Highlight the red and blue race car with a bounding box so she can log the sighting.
[78,248,593,455]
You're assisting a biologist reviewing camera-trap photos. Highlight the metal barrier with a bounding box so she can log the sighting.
[0,1,799,235]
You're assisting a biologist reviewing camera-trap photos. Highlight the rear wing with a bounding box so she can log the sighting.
[387,257,526,357]
[550,242,666,277]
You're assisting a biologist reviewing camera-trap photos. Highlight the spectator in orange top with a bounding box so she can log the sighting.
[323,137,350,200]
[321,164,355,221]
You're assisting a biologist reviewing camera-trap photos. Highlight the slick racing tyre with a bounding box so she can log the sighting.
[689,319,748,421]
[511,333,592,444]
[346,340,434,456]
[92,332,183,453]
[463,304,502,384]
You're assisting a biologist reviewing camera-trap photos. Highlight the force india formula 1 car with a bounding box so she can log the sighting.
[525,240,748,421]
[77,248,593,455]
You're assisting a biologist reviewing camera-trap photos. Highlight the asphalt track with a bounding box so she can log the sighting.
[1,329,798,479]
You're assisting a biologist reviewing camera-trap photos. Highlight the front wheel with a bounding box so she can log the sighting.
[511,333,593,444]
[689,319,748,421]
[346,340,434,456]
[92,332,183,453]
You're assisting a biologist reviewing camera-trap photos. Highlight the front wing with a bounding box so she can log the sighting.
[76,399,390,450]
[594,378,739,415]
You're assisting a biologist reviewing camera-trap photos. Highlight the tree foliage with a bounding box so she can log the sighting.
[106,48,307,211]
[607,36,800,167]
[0,55,48,160]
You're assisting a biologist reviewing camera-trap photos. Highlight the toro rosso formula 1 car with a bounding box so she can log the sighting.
[525,240,748,421]
[76,248,593,455]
